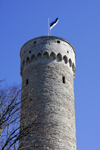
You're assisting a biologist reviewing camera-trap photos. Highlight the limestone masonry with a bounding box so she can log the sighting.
[20,36,76,150]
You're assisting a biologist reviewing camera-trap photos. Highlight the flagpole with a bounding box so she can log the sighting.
[48,18,50,36]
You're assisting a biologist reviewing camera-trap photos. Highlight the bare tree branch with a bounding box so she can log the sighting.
[0,82,39,150]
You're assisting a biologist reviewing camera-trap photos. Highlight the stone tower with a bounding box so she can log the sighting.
[20,36,76,150]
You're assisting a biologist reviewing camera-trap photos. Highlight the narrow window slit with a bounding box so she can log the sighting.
[62,76,65,84]
[26,79,28,85]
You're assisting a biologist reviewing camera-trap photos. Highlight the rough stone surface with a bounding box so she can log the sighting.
[20,36,76,150]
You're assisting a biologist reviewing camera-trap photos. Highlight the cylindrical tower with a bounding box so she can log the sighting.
[20,36,76,150]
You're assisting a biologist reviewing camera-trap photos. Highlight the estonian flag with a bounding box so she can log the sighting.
[50,18,59,30]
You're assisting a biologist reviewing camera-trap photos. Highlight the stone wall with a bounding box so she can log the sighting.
[20,36,76,150]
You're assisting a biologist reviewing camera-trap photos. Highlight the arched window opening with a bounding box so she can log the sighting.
[72,63,75,71]
[37,53,42,59]
[72,63,76,74]
[63,56,68,64]
[43,51,49,59]
[62,76,65,84]
[26,79,28,85]
[26,57,30,65]
[50,52,55,60]
[57,53,62,62]
[22,60,25,68]
[31,55,36,62]
[69,59,72,67]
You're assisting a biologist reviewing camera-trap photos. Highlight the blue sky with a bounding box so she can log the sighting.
[0,0,100,149]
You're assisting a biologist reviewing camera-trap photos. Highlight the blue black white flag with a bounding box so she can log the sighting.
[50,18,59,30]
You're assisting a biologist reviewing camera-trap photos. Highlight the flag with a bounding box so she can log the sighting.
[50,18,59,30]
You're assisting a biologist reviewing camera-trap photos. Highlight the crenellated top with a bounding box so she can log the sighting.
[20,36,76,77]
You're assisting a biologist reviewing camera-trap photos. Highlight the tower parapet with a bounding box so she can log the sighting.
[20,36,76,77]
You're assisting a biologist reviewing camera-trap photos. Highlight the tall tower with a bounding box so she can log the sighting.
[20,36,76,150]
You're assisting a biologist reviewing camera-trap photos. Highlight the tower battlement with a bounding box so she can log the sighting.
[20,36,76,77]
